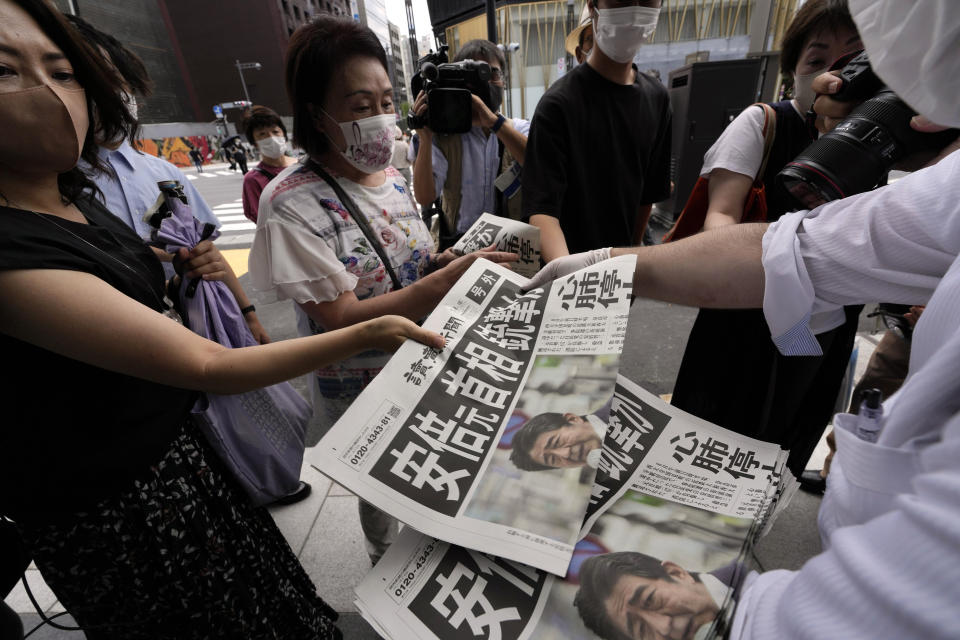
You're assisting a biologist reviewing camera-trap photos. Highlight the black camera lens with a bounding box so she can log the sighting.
[779,90,958,209]
[779,91,915,208]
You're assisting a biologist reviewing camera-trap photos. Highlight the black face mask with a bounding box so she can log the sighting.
[487,83,504,112]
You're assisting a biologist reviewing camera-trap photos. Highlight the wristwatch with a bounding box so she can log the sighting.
[240,304,256,316]
[491,113,507,133]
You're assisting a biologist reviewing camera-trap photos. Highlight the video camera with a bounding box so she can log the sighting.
[407,44,497,135]
[778,51,958,209]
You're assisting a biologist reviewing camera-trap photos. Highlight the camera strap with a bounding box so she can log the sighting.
[306,159,404,291]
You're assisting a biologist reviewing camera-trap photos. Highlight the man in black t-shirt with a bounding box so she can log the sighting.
[524,0,671,262]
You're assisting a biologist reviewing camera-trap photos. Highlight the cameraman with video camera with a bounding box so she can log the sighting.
[411,39,530,249]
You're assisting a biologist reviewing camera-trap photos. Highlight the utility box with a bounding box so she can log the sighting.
[663,58,764,220]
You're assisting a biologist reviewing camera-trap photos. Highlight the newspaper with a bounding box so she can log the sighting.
[452,213,542,278]
[354,376,793,640]
[306,255,637,575]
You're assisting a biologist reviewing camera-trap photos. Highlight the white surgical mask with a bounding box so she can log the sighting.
[849,0,960,128]
[257,135,287,159]
[594,5,660,64]
[324,111,396,173]
[793,69,821,114]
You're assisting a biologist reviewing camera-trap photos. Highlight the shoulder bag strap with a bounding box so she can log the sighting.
[305,159,404,291]
[753,103,778,184]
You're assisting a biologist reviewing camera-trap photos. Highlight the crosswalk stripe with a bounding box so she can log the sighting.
[214,209,245,215]
[198,172,216,178]
[186,174,197,180]
[215,171,234,176]
[219,222,257,232]
[216,215,248,222]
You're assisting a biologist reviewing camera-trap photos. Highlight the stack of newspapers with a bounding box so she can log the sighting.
[307,217,798,640]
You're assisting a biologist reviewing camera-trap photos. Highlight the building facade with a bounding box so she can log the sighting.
[420,33,435,56]
[427,0,799,120]
[51,0,195,123]
[387,21,409,107]
[357,0,389,49]
[52,0,350,124]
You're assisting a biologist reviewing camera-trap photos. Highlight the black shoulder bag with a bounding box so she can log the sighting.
[305,160,404,291]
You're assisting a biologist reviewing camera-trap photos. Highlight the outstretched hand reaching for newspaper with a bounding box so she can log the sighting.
[421,245,518,298]
[522,247,612,291]
[360,315,446,353]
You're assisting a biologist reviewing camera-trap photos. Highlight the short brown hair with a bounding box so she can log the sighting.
[243,105,287,144]
[780,0,858,75]
[285,16,388,157]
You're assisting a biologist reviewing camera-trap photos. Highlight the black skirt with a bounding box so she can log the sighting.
[15,420,340,640]
[671,306,860,476]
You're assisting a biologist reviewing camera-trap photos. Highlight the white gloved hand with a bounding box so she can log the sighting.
[522,248,612,291]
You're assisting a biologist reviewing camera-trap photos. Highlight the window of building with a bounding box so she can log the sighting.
[281,0,290,16]
[294,5,301,21]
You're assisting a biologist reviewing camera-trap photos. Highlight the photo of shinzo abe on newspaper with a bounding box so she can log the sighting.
[306,255,637,575]
[352,376,795,640]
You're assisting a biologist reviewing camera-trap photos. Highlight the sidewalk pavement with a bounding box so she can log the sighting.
[7,280,882,638]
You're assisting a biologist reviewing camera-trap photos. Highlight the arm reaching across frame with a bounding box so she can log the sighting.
[0,268,444,396]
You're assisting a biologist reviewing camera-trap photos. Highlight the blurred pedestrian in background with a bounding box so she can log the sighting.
[189,145,204,172]
[241,104,297,223]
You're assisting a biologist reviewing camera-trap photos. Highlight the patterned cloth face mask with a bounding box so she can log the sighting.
[322,109,396,174]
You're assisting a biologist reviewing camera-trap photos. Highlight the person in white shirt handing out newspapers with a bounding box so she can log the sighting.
[525,1,960,637]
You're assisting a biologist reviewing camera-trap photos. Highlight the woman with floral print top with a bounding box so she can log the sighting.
[248,16,516,562]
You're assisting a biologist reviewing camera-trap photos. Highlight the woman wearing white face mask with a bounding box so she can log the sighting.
[241,105,297,223]
[669,0,866,478]
[248,16,517,564]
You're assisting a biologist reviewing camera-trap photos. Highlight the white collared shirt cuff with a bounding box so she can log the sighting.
[762,210,830,356]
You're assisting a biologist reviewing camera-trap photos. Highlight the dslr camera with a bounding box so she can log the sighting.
[778,51,957,209]
[407,44,496,135]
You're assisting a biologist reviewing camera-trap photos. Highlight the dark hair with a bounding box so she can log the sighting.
[64,14,152,97]
[243,105,288,144]
[285,16,388,157]
[509,412,572,471]
[780,0,857,75]
[6,0,136,204]
[574,552,675,640]
[454,39,506,71]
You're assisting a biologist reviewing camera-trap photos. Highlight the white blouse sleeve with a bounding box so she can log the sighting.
[248,216,358,305]
[700,105,767,179]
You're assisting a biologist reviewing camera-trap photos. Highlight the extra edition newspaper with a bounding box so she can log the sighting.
[452,213,542,278]
[306,256,637,575]
[354,375,795,640]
